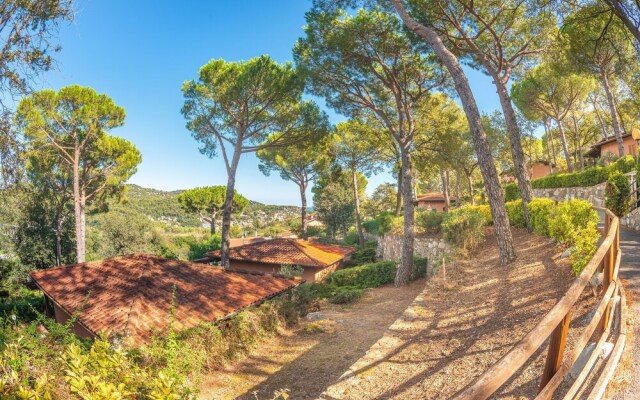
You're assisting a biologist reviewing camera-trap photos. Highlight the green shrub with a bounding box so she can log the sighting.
[344,229,360,245]
[504,183,521,201]
[531,155,636,189]
[344,241,377,268]
[362,212,399,236]
[528,198,555,236]
[411,256,428,280]
[442,207,486,252]
[605,171,632,217]
[547,199,599,244]
[329,287,363,304]
[326,261,396,288]
[569,221,600,275]
[505,199,526,228]
[416,210,445,234]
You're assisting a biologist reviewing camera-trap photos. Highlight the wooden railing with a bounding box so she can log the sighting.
[454,208,625,400]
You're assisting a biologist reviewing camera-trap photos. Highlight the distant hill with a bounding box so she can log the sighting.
[121,184,299,228]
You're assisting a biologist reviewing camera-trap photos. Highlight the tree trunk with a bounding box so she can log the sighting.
[300,184,308,240]
[220,151,242,268]
[466,172,475,205]
[352,168,365,249]
[391,1,515,265]
[570,113,585,169]
[555,119,574,172]
[544,119,558,168]
[395,171,403,216]
[591,95,609,140]
[72,149,86,263]
[604,0,640,44]
[209,213,217,235]
[494,79,532,229]
[439,167,450,210]
[55,217,63,267]
[455,168,461,207]
[600,68,625,156]
[395,148,415,286]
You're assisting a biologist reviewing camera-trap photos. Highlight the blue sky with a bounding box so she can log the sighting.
[41,0,502,206]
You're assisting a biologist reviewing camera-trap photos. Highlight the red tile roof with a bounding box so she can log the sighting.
[29,254,302,346]
[207,238,355,268]
[415,192,446,202]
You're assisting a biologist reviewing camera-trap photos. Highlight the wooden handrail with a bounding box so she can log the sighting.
[453,208,622,400]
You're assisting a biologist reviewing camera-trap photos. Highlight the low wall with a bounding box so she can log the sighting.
[532,182,607,208]
[377,234,450,262]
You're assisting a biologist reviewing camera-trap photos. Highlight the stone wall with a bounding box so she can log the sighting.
[531,182,607,208]
[377,234,450,262]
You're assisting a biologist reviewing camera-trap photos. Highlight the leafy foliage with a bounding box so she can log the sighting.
[329,287,363,304]
[605,171,632,217]
[441,207,487,252]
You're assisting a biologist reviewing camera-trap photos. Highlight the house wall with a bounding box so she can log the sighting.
[416,200,447,212]
[51,300,95,339]
[600,136,638,157]
[530,163,552,179]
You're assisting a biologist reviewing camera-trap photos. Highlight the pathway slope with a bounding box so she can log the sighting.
[607,227,640,398]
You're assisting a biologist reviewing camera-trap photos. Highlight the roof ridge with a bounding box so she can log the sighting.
[289,239,324,267]
[122,255,154,339]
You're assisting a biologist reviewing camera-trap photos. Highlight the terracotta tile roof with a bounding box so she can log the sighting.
[230,237,267,248]
[207,238,355,268]
[29,254,302,346]
[415,192,446,202]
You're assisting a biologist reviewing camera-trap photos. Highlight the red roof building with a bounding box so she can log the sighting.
[206,238,355,282]
[29,254,302,346]
[414,192,447,212]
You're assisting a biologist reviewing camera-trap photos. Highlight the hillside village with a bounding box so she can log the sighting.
[1,1,640,399]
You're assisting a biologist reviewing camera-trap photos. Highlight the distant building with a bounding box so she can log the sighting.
[29,254,301,346]
[414,192,447,212]
[304,213,325,228]
[585,131,640,160]
[205,238,355,282]
[500,160,555,183]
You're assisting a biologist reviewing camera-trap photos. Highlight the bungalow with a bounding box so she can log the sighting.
[304,213,325,228]
[500,160,555,183]
[29,254,302,346]
[205,238,355,282]
[414,192,447,212]
[585,131,640,159]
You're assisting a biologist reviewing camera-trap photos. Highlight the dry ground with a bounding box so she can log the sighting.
[199,228,596,400]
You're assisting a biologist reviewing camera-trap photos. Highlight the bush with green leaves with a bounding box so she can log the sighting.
[326,261,396,288]
[605,171,632,217]
[504,183,521,201]
[505,200,526,228]
[416,210,445,233]
[344,240,377,268]
[441,206,486,252]
[329,287,363,304]
[362,212,402,236]
[504,156,637,197]
[528,198,555,236]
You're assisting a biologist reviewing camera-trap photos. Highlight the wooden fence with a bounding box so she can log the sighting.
[454,208,626,400]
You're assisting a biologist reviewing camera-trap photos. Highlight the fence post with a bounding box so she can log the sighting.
[539,310,572,398]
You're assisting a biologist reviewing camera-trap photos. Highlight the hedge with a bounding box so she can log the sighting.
[504,155,637,197]
[326,257,427,289]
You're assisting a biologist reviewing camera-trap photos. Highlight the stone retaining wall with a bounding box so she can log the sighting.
[377,234,450,262]
[532,183,607,208]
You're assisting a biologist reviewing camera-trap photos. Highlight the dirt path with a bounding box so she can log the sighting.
[199,228,584,399]
[197,279,426,400]
[606,227,640,399]
[320,228,594,399]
